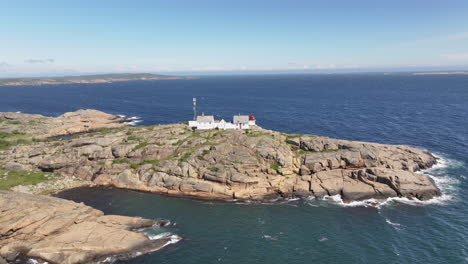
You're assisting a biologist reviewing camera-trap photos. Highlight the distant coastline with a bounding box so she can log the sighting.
[413,71,468,75]
[0,73,197,86]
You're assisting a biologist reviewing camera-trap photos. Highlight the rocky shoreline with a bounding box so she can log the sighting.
[0,109,441,201]
[0,109,442,263]
[0,190,178,264]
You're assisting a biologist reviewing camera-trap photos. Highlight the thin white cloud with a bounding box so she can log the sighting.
[440,53,468,60]
[24,58,55,64]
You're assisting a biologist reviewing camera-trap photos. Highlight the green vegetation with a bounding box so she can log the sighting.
[0,170,59,190]
[0,131,33,150]
[112,158,132,164]
[133,141,149,151]
[179,152,192,162]
[245,129,267,137]
[112,158,141,169]
[172,139,185,146]
[209,167,219,172]
[140,159,159,166]
[0,120,22,125]
[127,135,143,141]
[270,162,281,171]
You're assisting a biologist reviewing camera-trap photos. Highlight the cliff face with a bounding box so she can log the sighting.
[0,190,173,264]
[0,110,441,202]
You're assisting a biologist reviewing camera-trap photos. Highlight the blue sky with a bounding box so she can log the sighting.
[1,0,468,76]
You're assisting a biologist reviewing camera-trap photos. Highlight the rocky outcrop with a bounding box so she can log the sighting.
[0,190,173,264]
[0,109,127,137]
[0,110,441,202]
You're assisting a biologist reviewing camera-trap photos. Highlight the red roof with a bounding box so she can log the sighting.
[249,115,256,121]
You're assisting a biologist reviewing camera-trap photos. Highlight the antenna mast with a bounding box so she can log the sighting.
[193,97,197,121]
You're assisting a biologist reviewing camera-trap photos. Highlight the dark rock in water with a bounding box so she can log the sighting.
[0,109,441,202]
[0,190,174,264]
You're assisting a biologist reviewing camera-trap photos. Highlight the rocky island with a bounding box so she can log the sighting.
[0,73,195,86]
[0,109,441,263]
[0,109,440,201]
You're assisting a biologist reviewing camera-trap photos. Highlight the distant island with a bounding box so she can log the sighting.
[413,71,468,75]
[0,73,196,86]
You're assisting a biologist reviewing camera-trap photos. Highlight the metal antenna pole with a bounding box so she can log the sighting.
[193,97,197,121]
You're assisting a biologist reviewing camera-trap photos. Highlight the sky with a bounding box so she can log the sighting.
[1,0,468,77]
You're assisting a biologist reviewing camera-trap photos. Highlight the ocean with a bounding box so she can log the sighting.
[1,74,467,264]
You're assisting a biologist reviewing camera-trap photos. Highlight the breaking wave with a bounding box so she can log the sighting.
[308,153,463,208]
[118,114,143,126]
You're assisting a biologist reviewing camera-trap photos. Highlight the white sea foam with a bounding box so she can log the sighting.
[118,114,143,126]
[147,232,173,240]
[146,231,182,247]
[126,119,143,126]
[385,218,401,227]
[318,237,328,242]
[309,152,464,208]
[262,234,278,241]
[100,256,116,263]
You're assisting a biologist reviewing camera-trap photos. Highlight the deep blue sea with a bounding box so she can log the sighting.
[1,74,467,264]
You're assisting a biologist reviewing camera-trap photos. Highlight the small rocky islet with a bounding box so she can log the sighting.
[0,109,441,263]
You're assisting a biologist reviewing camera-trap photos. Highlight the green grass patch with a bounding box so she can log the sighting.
[0,120,21,125]
[209,167,219,172]
[113,158,132,164]
[0,170,59,190]
[270,162,281,171]
[0,131,33,150]
[127,135,143,141]
[172,139,186,146]
[245,130,268,137]
[179,152,192,162]
[133,141,149,151]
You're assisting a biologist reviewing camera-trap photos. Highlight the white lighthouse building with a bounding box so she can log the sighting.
[188,98,257,130]
[189,114,256,130]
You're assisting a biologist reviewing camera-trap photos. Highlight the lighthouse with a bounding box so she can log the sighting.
[249,115,256,126]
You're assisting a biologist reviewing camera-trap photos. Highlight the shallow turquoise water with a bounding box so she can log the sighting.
[3,74,467,263]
